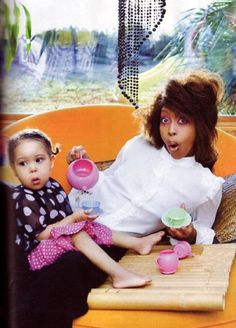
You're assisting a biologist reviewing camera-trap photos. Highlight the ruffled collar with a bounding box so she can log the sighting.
[160,146,196,168]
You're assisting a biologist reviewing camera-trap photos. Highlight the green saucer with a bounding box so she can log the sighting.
[161,207,191,228]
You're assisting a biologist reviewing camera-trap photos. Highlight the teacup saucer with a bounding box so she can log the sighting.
[161,207,191,228]
[85,208,103,216]
[92,208,103,216]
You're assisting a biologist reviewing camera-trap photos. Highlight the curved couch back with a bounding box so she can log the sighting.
[2,105,139,192]
[2,104,236,192]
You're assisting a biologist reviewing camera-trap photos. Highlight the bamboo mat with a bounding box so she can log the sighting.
[88,244,236,312]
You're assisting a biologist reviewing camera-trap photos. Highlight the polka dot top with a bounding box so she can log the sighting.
[13,178,72,254]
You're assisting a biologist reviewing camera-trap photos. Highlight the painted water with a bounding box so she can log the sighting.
[2,35,155,114]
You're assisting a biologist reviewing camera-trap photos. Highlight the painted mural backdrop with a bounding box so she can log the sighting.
[1,0,235,114]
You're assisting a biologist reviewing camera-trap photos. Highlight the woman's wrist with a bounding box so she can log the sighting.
[186,228,197,244]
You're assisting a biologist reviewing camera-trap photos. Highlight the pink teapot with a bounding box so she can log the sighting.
[67,153,99,191]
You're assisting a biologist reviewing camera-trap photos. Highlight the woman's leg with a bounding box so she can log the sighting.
[71,231,151,288]
[112,230,165,254]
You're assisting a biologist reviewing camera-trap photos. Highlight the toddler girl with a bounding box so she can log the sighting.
[8,129,165,288]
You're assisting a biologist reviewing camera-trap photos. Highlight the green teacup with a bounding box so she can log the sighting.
[161,207,191,228]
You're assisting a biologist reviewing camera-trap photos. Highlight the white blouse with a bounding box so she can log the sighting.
[69,135,224,244]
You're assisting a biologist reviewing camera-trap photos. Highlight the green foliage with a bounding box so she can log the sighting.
[1,0,32,70]
[154,0,236,114]
[37,28,96,59]
[21,4,32,54]
[38,29,57,58]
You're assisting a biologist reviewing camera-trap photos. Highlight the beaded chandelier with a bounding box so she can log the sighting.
[118,0,166,109]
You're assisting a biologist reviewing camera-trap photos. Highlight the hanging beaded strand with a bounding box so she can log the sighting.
[118,0,166,109]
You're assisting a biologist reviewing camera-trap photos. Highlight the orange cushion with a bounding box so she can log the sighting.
[214,128,236,177]
[2,105,236,192]
[2,105,138,192]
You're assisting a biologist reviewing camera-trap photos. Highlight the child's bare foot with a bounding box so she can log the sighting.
[133,231,165,255]
[112,270,151,289]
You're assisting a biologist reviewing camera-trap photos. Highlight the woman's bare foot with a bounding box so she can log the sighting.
[133,231,165,255]
[112,269,151,289]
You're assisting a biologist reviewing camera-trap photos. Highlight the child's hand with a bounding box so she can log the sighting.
[71,208,99,222]
[166,223,197,244]
[66,145,89,164]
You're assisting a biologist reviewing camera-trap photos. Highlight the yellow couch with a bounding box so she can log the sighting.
[2,104,236,328]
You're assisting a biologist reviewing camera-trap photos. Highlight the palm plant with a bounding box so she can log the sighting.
[0,0,32,70]
[155,0,236,114]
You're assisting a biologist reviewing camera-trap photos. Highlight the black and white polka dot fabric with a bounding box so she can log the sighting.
[13,177,113,271]
[13,178,72,253]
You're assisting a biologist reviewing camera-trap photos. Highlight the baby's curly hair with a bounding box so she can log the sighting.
[8,129,60,165]
[135,70,224,171]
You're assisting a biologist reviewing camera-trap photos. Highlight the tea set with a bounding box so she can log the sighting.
[80,200,103,215]
[67,152,99,191]
[66,152,102,215]
[67,154,194,274]
[156,207,194,274]
[161,207,192,229]
[156,240,194,274]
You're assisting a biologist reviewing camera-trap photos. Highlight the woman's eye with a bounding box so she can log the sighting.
[178,117,188,124]
[160,116,169,124]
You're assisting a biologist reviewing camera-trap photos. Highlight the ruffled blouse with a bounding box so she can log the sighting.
[69,135,224,244]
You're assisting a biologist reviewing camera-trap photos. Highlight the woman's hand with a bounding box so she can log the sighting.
[165,203,196,244]
[66,145,89,164]
[166,223,197,244]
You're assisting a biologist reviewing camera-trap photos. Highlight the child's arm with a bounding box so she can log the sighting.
[37,208,96,241]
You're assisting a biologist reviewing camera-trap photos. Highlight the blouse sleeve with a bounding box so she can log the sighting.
[169,189,222,245]
[15,193,46,252]
[190,188,222,244]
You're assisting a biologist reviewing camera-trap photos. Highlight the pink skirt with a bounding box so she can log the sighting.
[28,221,112,271]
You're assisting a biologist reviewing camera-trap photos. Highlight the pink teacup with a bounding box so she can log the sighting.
[174,241,194,259]
[156,249,179,274]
